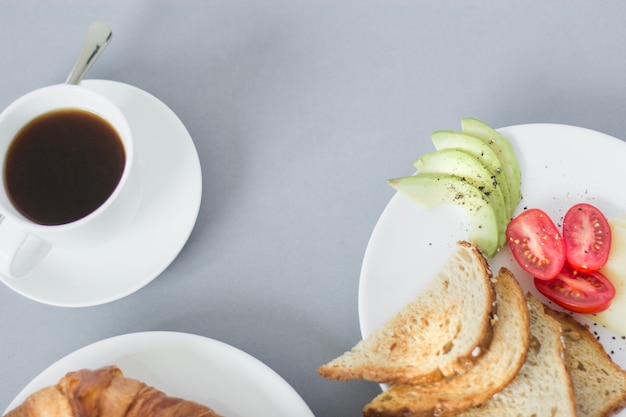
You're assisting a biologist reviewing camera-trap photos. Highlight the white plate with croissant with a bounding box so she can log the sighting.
[4,331,314,417]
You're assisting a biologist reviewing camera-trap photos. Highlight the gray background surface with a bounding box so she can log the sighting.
[1,1,626,416]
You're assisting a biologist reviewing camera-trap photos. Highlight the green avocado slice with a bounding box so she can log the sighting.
[460,118,522,216]
[388,172,500,257]
[414,149,507,247]
[430,130,512,220]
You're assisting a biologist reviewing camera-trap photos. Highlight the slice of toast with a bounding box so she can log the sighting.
[545,308,626,417]
[362,267,530,417]
[452,294,577,417]
[318,241,496,384]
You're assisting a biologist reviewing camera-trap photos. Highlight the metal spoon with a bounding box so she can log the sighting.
[65,22,112,85]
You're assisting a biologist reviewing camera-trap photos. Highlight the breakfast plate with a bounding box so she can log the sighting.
[359,123,626,377]
[0,80,202,307]
[4,331,314,417]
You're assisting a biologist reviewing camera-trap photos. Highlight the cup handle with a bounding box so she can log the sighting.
[0,215,52,278]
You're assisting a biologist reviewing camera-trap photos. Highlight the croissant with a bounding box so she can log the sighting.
[4,365,223,417]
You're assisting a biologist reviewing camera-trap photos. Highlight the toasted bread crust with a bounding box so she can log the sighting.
[318,241,496,385]
[362,267,529,417]
[450,295,577,417]
[546,309,626,417]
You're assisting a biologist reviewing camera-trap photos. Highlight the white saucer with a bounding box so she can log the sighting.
[0,80,202,307]
[4,332,315,417]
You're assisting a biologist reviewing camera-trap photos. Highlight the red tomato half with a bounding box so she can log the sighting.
[534,265,615,314]
[506,208,566,280]
[562,203,611,272]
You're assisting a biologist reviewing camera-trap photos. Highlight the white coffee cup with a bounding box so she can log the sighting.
[0,84,142,278]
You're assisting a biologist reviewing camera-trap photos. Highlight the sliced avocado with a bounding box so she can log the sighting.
[388,173,500,257]
[430,130,512,220]
[414,149,507,246]
[460,118,522,215]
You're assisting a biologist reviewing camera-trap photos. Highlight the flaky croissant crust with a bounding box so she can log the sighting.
[5,366,222,417]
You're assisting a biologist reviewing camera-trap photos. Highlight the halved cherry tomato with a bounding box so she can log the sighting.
[562,203,611,272]
[534,265,615,314]
[506,208,566,280]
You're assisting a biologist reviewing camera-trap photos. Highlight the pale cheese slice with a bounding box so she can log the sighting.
[588,218,626,336]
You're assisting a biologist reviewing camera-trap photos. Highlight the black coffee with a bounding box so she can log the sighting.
[4,108,126,225]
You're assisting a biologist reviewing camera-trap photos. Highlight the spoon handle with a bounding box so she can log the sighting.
[65,22,113,85]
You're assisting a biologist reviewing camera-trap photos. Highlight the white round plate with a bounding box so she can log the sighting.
[0,80,202,307]
[4,331,314,417]
[359,124,626,381]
